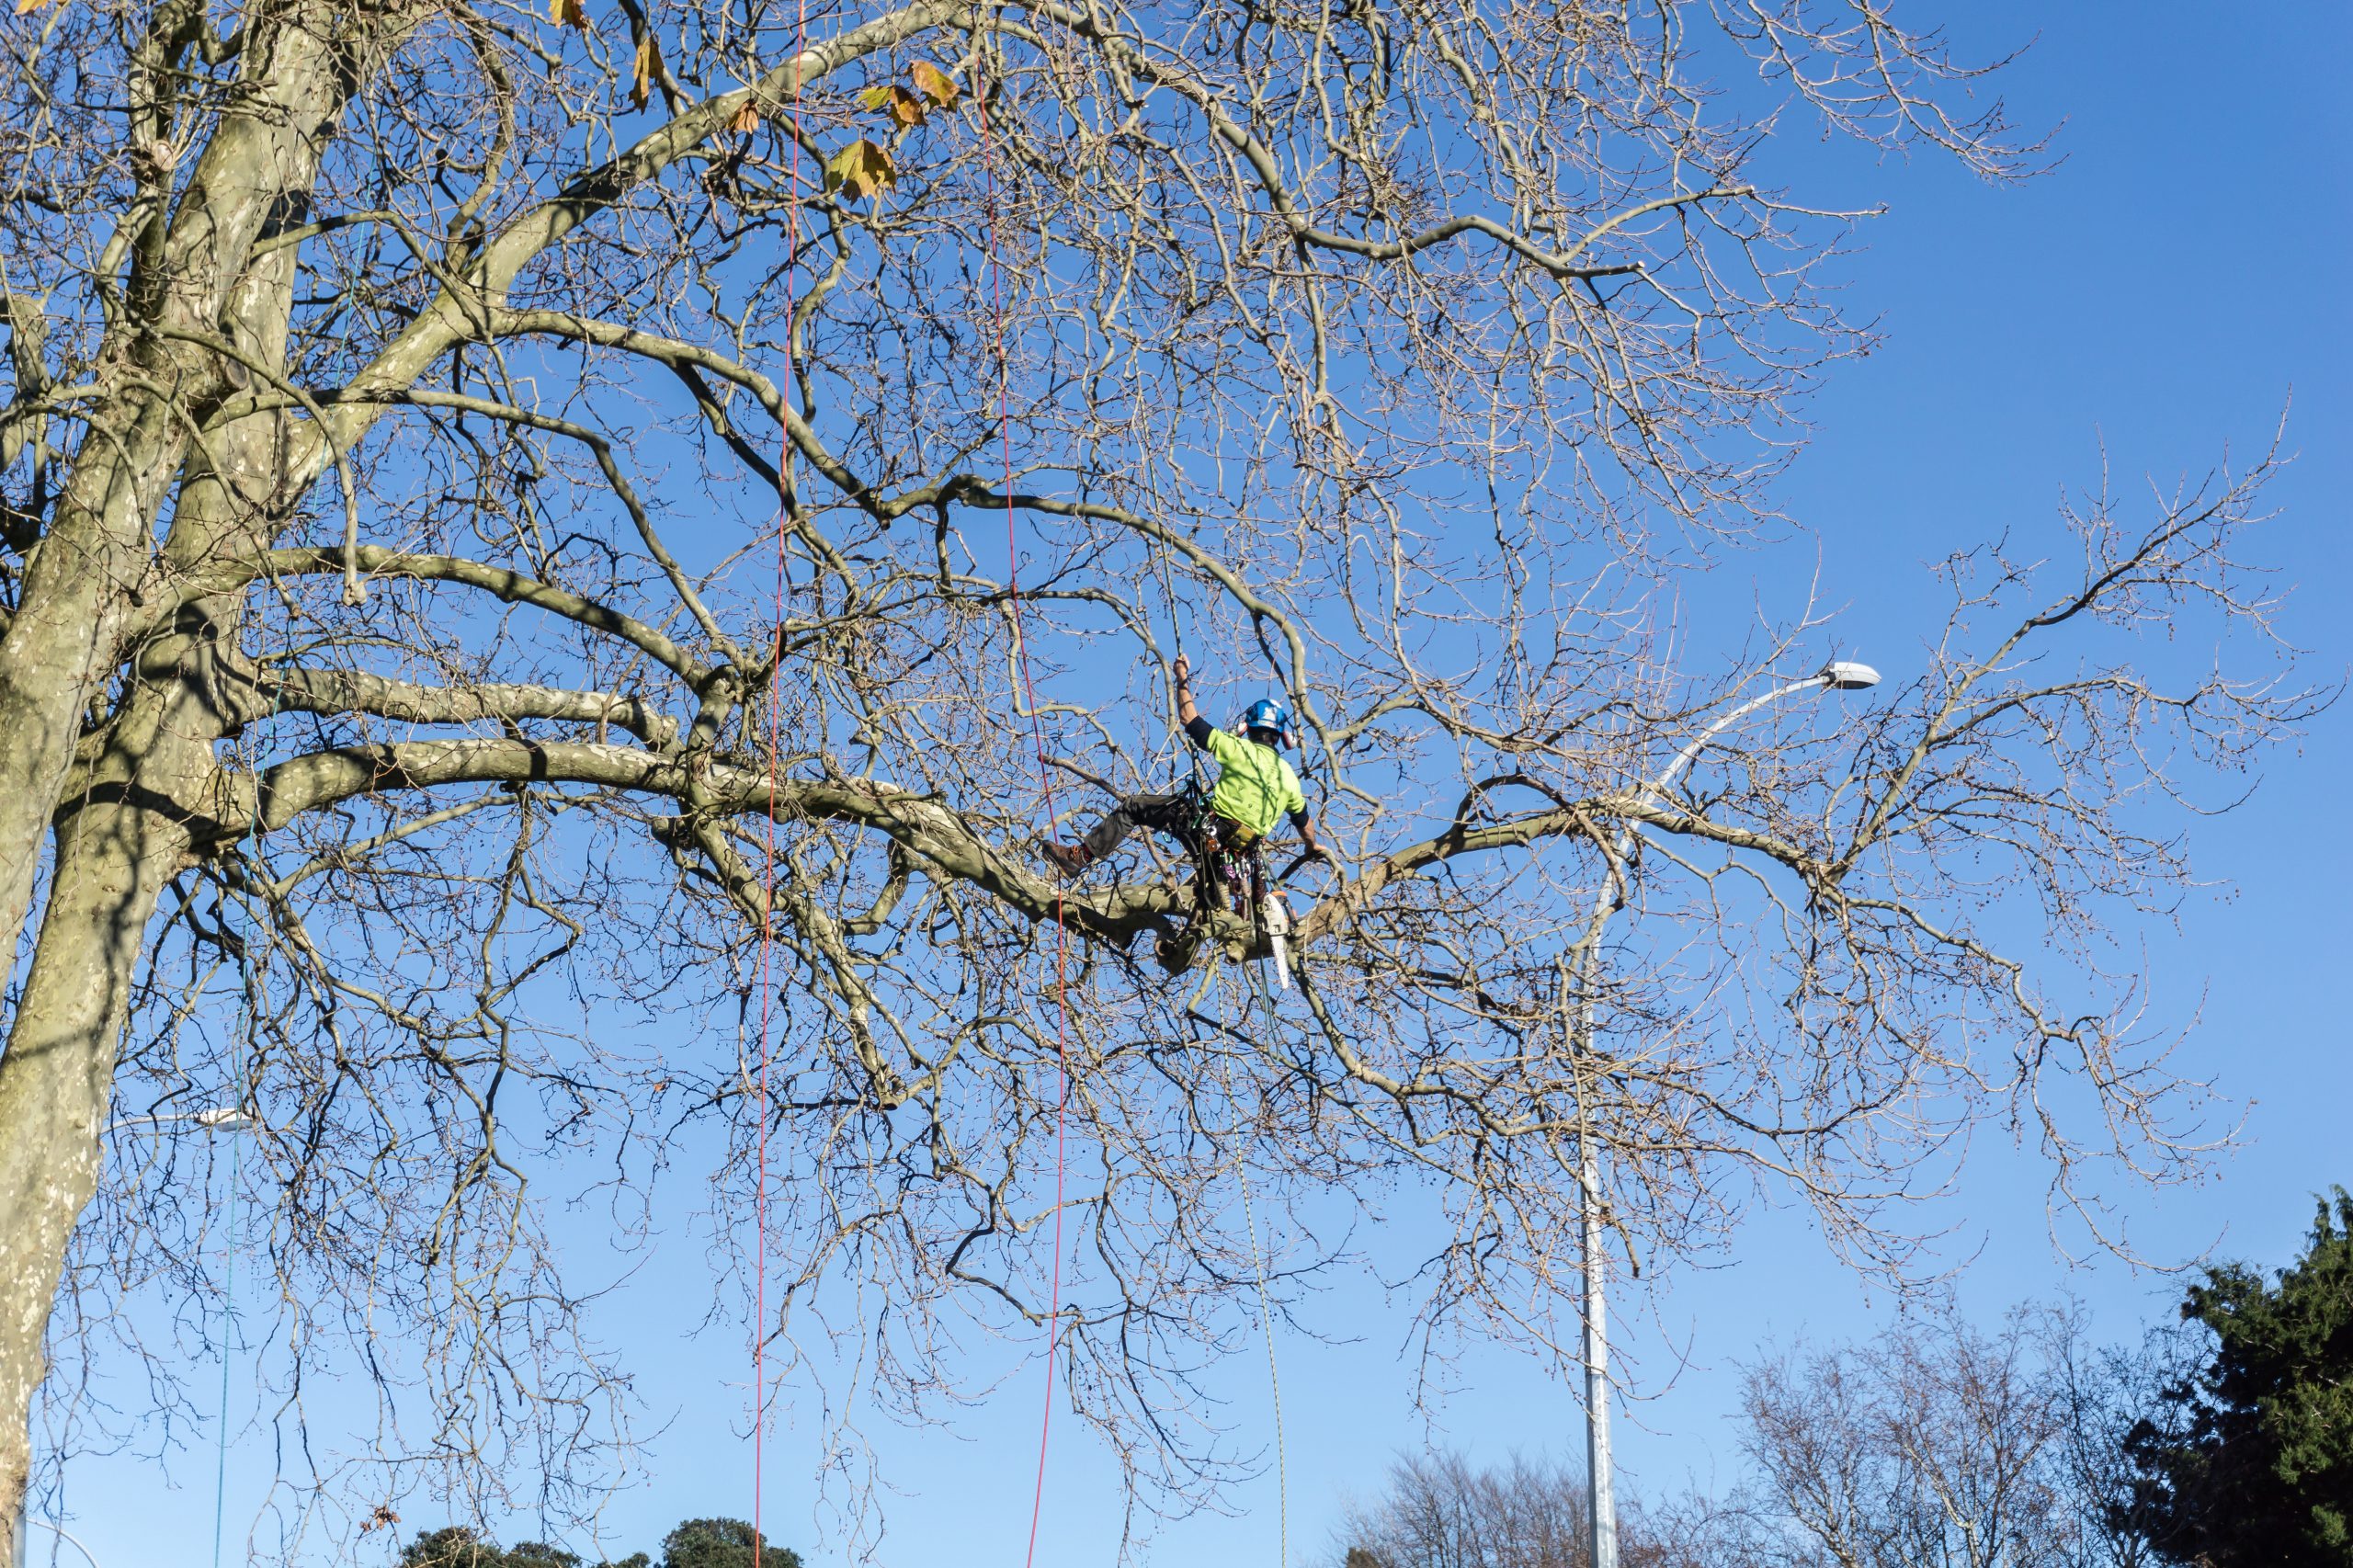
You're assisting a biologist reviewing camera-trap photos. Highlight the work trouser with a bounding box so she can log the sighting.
[1079,792,1255,862]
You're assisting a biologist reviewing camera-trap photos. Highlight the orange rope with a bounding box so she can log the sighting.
[972,55,1075,1568]
[755,7,810,1562]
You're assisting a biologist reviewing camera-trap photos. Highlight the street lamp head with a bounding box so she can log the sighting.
[1820,660,1881,691]
[108,1105,260,1136]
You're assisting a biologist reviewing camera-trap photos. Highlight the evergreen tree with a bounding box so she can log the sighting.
[654,1518,801,1568]
[2125,1187,2353,1565]
[395,1517,791,1568]
[398,1528,583,1568]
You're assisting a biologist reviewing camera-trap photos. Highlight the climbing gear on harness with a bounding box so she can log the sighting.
[1242,698,1291,738]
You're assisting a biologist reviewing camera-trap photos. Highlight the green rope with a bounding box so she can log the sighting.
[214,651,277,1568]
[210,1105,241,1568]
[1212,963,1288,1568]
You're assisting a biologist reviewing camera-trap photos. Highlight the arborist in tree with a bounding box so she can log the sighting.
[1040,654,1328,877]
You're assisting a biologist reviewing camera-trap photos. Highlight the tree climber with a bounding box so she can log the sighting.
[1040,654,1328,878]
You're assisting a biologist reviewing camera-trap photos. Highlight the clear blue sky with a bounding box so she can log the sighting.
[50,5,2350,1564]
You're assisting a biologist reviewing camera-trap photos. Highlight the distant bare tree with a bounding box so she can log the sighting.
[1330,1450,1714,1568]
[1732,1301,2168,1568]
[0,0,2314,1557]
[2051,1319,2198,1568]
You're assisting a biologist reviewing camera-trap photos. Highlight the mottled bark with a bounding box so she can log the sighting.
[0,10,348,1542]
[0,2,367,977]
[0,679,213,1565]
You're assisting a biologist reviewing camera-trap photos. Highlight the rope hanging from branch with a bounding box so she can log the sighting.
[212,658,279,1568]
[753,4,810,1558]
[1223,963,1291,1568]
[970,50,1077,1568]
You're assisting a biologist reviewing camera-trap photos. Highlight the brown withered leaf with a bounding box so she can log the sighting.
[730,101,759,133]
[910,61,961,107]
[631,30,658,108]
[549,0,589,29]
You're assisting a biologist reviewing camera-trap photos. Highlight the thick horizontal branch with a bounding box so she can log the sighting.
[262,666,678,746]
[180,545,714,689]
[199,734,1829,971]
[1295,797,1825,942]
[210,737,1182,946]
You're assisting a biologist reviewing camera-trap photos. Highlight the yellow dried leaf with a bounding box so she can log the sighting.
[730,101,759,134]
[549,0,588,30]
[631,31,657,108]
[12,0,58,16]
[910,61,961,107]
[823,137,897,202]
[858,85,893,113]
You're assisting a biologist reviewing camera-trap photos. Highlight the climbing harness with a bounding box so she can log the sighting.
[1148,785,1304,990]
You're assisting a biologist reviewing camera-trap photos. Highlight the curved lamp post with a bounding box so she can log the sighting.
[23,1520,102,1568]
[1579,661,1880,1568]
[108,1107,257,1134]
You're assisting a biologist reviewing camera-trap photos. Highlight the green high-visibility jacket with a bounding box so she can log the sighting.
[1199,726,1306,842]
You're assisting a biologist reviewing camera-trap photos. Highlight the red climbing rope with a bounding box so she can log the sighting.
[973,58,1075,1568]
[755,7,810,1563]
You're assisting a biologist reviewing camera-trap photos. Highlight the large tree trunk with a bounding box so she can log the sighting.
[0,9,366,1545]
[0,730,204,1565]
[0,0,376,990]
[0,547,285,1562]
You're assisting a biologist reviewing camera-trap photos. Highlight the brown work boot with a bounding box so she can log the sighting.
[1039,839,1093,878]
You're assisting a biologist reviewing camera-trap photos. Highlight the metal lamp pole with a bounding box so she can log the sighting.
[1578,662,1880,1568]
[108,1107,258,1134]
[22,1521,101,1568]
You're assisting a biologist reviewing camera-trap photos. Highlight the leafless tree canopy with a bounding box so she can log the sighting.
[1330,1450,1708,1568]
[0,0,2314,1554]
[1728,1301,2176,1568]
[1332,1312,2187,1568]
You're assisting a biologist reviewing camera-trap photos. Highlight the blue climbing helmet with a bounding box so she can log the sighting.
[1241,698,1292,744]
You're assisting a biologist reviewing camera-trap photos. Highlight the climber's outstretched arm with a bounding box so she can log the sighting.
[1175,654,1220,749]
[1174,653,1206,738]
[1290,808,1327,861]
